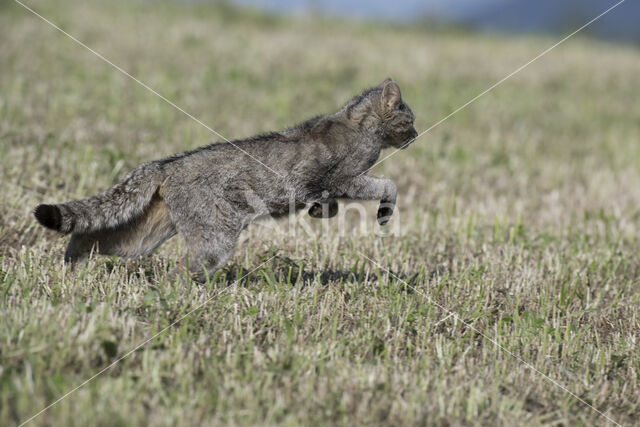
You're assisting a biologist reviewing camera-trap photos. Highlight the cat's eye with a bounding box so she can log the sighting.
[398,103,405,111]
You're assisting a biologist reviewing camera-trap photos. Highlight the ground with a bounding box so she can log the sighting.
[1,0,640,425]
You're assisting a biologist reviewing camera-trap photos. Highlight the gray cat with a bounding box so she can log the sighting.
[34,78,417,278]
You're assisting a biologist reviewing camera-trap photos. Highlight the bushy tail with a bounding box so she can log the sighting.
[34,162,165,234]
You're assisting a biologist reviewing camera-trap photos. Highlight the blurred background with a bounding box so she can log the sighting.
[235,0,640,43]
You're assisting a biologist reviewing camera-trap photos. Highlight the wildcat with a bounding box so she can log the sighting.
[34,78,417,278]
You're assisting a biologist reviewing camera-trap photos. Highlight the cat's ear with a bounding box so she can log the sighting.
[381,80,402,110]
[377,77,393,89]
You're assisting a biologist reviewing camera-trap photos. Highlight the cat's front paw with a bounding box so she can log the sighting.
[377,202,394,226]
[308,199,339,218]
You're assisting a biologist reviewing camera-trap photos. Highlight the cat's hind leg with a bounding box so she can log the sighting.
[64,232,98,263]
[63,194,176,263]
[178,223,241,282]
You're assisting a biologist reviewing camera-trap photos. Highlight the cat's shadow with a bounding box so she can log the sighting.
[213,255,445,292]
[126,254,446,291]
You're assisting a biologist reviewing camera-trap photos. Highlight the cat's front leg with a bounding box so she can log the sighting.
[308,198,339,218]
[335,175,397,225]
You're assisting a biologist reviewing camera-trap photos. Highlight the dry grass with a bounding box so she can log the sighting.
[1,0,640,425]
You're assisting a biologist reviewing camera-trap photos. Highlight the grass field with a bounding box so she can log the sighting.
[2,0,640,425]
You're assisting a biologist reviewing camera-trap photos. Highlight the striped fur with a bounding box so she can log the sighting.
[34,162,164,234]
[34,79,417,278]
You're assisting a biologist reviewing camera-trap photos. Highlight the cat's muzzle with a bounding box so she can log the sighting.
[401,128,418,149]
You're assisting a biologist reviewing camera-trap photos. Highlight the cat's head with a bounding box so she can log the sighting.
[376,78,417,149]
[343,78,417,149]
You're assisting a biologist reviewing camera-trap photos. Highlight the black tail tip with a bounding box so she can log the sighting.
[34,204,62,231]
